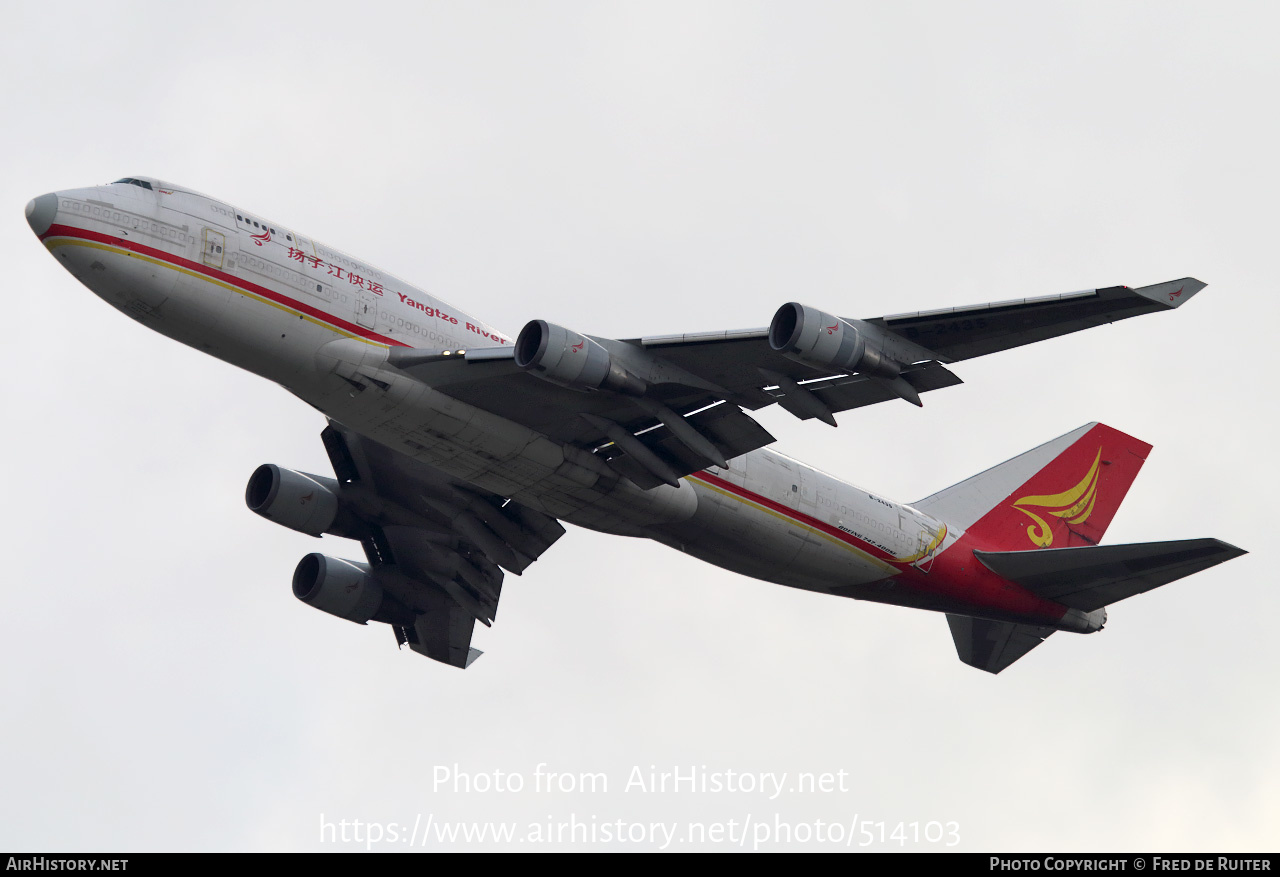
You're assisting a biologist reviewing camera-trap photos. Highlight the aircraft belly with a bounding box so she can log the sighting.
[55,244,216,344]
[201,281,325,383]
[294,341,700,531]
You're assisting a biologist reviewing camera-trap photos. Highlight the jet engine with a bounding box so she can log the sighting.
[768,303,902,379]
[292,553,384,624]
[514,320,646,395]
[245,464,341,536]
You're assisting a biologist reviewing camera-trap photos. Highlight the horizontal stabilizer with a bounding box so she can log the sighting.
[946,615,1055,674]
[974,538,1246,612]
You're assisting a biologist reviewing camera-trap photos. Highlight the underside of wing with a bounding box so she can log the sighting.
[251,421,567,668]
[400,586,485,669]
[388,335,959,490]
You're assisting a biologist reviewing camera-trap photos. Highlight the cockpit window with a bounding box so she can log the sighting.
[112,178,154,191]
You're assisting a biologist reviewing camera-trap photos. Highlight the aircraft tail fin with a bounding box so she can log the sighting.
[926,422,1246,674]
[915,422,1151,551]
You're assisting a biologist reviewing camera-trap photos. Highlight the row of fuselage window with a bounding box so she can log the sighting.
[235,212,294,243]
[64,199,191,244]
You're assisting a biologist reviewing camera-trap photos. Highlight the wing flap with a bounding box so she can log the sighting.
[601,401,777,490]
[637,330,817,410]
[806,360,964,414]
[318,422,567,667]
[405,586,484,668]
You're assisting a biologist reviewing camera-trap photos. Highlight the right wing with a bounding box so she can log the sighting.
[380,278,1203,491]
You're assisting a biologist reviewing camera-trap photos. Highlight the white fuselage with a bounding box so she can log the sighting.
[35,180,960,607]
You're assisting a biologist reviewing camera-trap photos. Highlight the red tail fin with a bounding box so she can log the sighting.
[915,423,1152,551]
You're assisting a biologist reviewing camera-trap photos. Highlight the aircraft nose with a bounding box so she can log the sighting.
[25,192,58,237]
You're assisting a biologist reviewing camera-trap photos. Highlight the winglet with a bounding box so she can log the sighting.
[1133,277,1207,309]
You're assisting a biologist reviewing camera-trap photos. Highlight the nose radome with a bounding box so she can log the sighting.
[25,192,58,237]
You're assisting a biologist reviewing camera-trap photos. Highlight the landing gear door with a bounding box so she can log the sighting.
[202,229,225,269]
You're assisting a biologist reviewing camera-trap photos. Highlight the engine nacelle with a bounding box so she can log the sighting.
[768,303,902,379]
[514,320,646,395]
[292,553,384,625]
[245,464,340,537]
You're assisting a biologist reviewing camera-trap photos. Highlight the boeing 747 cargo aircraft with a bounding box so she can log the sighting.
[25,177,1245,673]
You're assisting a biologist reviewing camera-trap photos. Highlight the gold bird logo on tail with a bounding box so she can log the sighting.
[1011,448,1102,548]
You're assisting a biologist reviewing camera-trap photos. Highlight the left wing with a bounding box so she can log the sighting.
[251,421,566,668]
[386,278,1203,491]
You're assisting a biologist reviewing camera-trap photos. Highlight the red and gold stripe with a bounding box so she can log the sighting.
[41,222,410,349]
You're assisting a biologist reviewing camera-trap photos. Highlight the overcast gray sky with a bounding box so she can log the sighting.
[2,0,1276,851]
